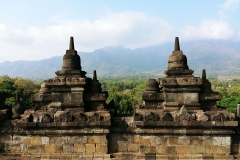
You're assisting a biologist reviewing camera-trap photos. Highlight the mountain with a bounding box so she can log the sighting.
[0,39,240,80]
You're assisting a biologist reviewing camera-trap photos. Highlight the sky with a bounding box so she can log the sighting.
[0,0,240,62]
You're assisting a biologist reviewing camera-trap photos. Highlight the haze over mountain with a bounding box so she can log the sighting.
[0,39,240,80]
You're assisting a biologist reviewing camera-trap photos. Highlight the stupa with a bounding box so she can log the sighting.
[17,37,112,128]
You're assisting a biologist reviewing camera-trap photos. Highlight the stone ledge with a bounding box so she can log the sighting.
[13,128,110,135]
[0,153,111,160]
[135,120,238,128]
[110,127,235,135]
[111,153,234,160]
[16,121,111,129]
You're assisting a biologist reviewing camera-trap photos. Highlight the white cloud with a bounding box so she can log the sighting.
[179,19,234,40]
[221,0,240,10]
[219,0,240,18]
[0,11,174,62]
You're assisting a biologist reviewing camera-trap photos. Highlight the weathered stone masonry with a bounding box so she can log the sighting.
[0,37,240,159]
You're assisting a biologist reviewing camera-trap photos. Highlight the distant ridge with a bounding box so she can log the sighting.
[0,39,240,80]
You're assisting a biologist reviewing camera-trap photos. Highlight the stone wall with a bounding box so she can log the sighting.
[108,133,232,159]
[0,128,111,160]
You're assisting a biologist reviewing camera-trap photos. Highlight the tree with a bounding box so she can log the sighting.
[0,75,41,109]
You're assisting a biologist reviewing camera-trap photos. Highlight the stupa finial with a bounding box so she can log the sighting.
[69,37,75,50]
[202,69,206,80]
[174,37,180,51]
[93,70,97,81]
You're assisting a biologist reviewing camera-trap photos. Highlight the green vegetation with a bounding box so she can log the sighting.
[211,79,240,113]
[101,77,147,114]
[1,75,240,114]
[0,75,40,109]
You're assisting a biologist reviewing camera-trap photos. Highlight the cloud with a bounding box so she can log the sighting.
[179,19,234,40]
[219,0,240,18]
[221,0,240,10]
[0,11,174,62]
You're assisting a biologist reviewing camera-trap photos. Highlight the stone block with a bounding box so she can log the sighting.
[100,136,108,144]
[118,142,128,152]
[165,146,177,154]
[74,144,85,153]
[135,136,150,145]
[173,128,187,134]
[63,144,73,153]
[202,136,213,145]
[165,93,178,102]
[69,136,87,144]
[177,145,187,154]
[87,136,101,143]
[178,136,190,145]
[26,122,36,127]
[184,93,198,104]
[217,146,230,154]
[12,135,22,144]
[186,145,195,154]
[31,136,42,145]
[46,122,56,127]
[148,146,156,154]
[156,155,169,159]
[194,145,205,154]
[179,154,191,160]
[16,122,27,128]
[49,137,58,144]
[34,130,46,135]
[94,153,104,158]
[10,145,20,153]
[59,154,71,159]
[190,136,203,145]
[122,134,134,143]
[213,136,222,146]
[45,130,63,135]
[86,144,95,153]
[150,136,161,145]
[221,136,231,146]
[178,93,184,103]
[168,137,178,145]
[27,145,44,153]
[71,154,82,159]
[128,143,139,152]
[50,153,60,159]
[22,137,32,145]
[206,145,217,155]
[95,144,107,153]
[25,130,34,135]
[224,121,238,127]
[191,154,203,159]
[41,137,49,145]
[21,154,32,159]
[57,137,68,144]
[44,144,62,153]
[71,129,83,134]
[168,155,179,160]
[160,136,168,145]
[55,144,63,153]
[62,130,73,135]
[202,155,214,159]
